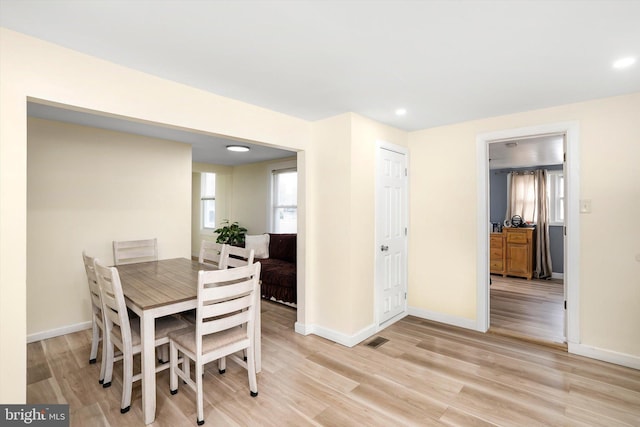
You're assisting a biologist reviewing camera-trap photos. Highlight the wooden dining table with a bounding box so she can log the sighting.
[116,257,262,425]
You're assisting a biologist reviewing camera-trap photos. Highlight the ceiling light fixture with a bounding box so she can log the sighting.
[226,145,250,152]
[395,108,407,116]
[505,142,518,148]
[612,56,636,69]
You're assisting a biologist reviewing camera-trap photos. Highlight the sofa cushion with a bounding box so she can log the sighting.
[268,233,296,263]
[245,234,270,259]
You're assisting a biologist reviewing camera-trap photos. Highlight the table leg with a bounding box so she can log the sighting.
[141,312,156,425]
[255,292,261,373]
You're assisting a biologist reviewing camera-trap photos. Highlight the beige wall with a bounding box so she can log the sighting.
[230,157,296,235]
[27,118,192,335]
[408,92,640,357]
[306,113,407,336]
[0,28,310,403]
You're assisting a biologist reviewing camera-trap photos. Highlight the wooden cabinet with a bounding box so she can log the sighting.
[489,227,536,280]
[503,227,536,280]
[489,232,504,274]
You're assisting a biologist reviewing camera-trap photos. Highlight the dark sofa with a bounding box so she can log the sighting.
[255,233,296,304]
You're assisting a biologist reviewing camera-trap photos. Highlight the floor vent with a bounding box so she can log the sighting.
[365,336,389,349]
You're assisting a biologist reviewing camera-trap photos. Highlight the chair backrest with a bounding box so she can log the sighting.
[221,245,255,269]
[82,251,102,317]
[198,241,228,268]
[195,262,261,355]
[113,238,158,266]
[94,259,132,350]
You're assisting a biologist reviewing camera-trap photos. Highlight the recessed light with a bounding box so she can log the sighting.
[395,108,407,116]
[612,57,636,69]
[226,145,250,152]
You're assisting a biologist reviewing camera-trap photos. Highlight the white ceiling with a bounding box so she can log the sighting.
[2,1,640,161]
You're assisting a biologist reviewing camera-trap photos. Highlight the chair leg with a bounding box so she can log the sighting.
[157,344,170,364]
[246,346,258,397]
[169,341,178,394]
[120,352,133,413]
[196,363,204,425]
[102,341,114,388]
[98,326,107,384]
[89,318,99,364]
[218,357,226,374]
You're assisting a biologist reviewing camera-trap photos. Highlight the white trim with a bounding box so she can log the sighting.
[378,312,408,329]
[476,138,490,332]
[569,343,640,370]
[27,321,92,343]
[551,272,564,280]
[295,322,377,348]
[374,140,409,332]
[408,306,478,331]
[476,121,580,343]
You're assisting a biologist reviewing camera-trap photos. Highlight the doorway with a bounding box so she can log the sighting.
[488,134,566,346]
[476,122,580,348]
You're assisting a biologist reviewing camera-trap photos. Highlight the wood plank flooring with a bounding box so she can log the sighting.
[490,275,565,347]
[28,300,640,426]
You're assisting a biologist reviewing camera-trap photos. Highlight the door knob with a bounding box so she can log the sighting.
[380,245,389,252]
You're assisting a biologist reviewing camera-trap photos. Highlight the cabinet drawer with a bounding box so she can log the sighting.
[490,236,503,248]
[490,248,503,258]
[506,232,528,244]
[490,260,503,270]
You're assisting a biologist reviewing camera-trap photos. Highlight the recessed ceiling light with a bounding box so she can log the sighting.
[226,145,250,152]
[612,57,636,69]
[395,108,407,116]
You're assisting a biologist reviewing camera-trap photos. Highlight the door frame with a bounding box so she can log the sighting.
[476,122,580,345]
[375,140,409,330]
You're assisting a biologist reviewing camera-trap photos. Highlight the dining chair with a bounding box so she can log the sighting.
[220,245,255,269]
[198,240,228,268]
[168,262,261,426]
[112,237,173,362]
[217,245,256,366]
[82,251,109,384]
[93,259,189,414]
[113,238,158,266]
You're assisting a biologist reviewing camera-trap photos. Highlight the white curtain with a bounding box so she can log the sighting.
[505,172,536,223]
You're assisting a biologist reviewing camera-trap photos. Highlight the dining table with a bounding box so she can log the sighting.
[116,257,262,425]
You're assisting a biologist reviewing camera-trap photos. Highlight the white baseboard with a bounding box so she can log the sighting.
[568,342,640,370]
[294,321,377,348]
[27,321,92,344]
[408,306,478,331]
[552,272,564,280]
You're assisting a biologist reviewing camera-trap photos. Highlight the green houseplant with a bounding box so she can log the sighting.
[213,220,247,246]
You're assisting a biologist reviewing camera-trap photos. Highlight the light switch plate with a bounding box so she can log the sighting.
[580,199,592,213]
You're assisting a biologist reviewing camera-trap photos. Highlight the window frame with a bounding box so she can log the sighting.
[269,161,297,233]
[547,169,564,226]
[200,172,216,231]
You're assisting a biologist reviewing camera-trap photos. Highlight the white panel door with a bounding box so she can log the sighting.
[376,146,407,326]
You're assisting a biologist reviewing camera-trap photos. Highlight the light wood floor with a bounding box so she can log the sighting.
[28,300,640,426]
[489,275,566,347]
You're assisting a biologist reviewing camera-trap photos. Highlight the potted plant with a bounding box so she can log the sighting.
[213,220,247,246]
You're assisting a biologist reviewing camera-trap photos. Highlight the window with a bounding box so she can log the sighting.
[272,168,297,233]
[547,170,564,225]
[201,173,216,229]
